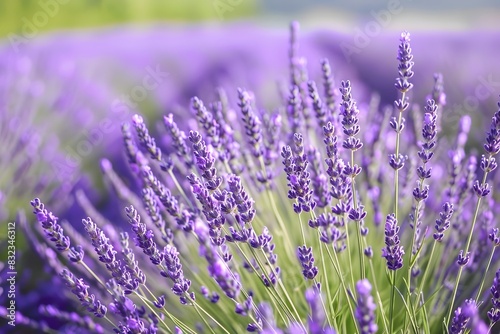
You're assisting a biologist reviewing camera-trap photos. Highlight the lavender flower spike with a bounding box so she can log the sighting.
[238,88,264,159]
[382,213,404,270]
[162,244,194,305]
[31,198,70,251]
[488,268,500,323]
[449,299,475,334]
[395,31,414,96]
[126,205,163,266]
[60,268,107,318]
[355,279,378,334]
[132,114,162,162]
[297,245,318,280]
[305,284,336,334]
[433,202,454,242]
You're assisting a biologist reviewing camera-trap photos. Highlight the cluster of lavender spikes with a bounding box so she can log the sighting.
[5,22,500,334]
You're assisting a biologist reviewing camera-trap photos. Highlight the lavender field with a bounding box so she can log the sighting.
[1,2,500,333]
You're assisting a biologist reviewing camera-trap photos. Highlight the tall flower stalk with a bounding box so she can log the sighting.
[446,102,500,328]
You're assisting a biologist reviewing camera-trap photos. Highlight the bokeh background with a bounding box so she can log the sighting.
[1,1,500,332]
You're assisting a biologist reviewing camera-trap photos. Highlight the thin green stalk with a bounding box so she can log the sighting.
[226,217,304,328]
[298,213,332,329]
[445,172,489,327]
[80,261,109,292]
[361,236,390,334]
[142,284,190,334]
[220,227,297,326]
[191,299,228,334]
[343,214,356,292]
[103,316,119,331]
[324,242,359,333]
[415,240,438,321]
[393,107,404,221]
[134,290,172,333]
[389,270,397,334]
[266,187,295,254]
[476,247,496,301]
[351,149,365,280]
[313,214,336,329]
[168,169,194,209]
[259,156,296,256]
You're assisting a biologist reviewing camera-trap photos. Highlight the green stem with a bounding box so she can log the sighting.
[394,103,404,221]
[476,247,496,301]
[343,214,356,292]
[361,237,390,334]
[324,242,359,333]
[390,270,397,334]
[134,290,172,333]
[416,240,437,319]
[351,150,365,280]
[445,171,489,327]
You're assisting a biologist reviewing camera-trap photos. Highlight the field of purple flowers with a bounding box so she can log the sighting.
[1,22,500,333]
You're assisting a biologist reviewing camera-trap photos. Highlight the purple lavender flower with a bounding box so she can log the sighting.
[14,21,500,334]
[204,246,241,299]
[433,202,454,242]
[395,31,414,96]
[189,130,223,192]
[38,304,104,333]
[163,113,193,169]
[191,96,220,150]
[238,88,264,159]
[488,268,500,322]
[31,198,70,251]
[483,103,500,156]
[489,228,500,247]
[141,186,172,244]
[308,80,329,129]
[340,80,362,152]
[297,245,318,280]
[320,58,338,125]
[81,217,131,290]
[235,291,253,316]
[457,250,470,266]
[449,299,475,334]
[286,85,303,144]
[132,114,162,163]
[162,244,194,304]
[307,147,330,208]
[227,175,256,225]
[60,269,107,318]
[282,133,316,213]
[382,213,404,271]
[68,245,85,263]
[305,284,336,334]
[355,279,378,334]
[126,205,163,266]
[201,286,220,304]
[107,279,147,333]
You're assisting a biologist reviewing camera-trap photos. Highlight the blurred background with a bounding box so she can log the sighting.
[1,0,500,33]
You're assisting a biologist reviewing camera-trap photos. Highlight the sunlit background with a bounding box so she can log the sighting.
[2,0,500,35]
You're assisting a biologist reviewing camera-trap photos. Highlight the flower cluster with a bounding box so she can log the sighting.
[5,22,500,334]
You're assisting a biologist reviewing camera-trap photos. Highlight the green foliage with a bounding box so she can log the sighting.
[0,0,255,38]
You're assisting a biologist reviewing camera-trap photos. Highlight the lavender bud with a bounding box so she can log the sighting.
[355,279,378,334]
[382,214,404,271]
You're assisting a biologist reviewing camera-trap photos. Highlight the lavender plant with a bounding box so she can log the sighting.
[5,22,500,334]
